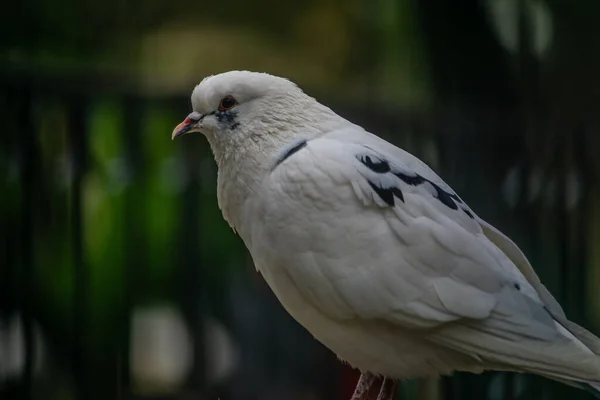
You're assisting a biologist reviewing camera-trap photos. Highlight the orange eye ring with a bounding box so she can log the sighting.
[219,96,236,111]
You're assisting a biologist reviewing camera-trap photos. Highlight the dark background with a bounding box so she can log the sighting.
[2,0,600,399]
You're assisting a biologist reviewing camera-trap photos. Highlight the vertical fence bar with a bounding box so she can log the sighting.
[16,84,36,400]
[68,95,89,400]
[179,128,206,395]
[0,85,16,399]
[121,94,145,397]
[573,127,591,324]
[516,0,544,397]
[557,133,570,315]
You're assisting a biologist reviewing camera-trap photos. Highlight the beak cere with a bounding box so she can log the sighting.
[172,112,203,140]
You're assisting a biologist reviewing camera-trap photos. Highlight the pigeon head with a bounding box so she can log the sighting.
[172,70,307,139]
[172,71,345,156]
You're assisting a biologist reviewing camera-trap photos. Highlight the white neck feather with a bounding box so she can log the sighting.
[206,93,348,230]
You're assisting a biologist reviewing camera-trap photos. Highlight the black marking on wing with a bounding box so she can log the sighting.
[367,181,404,206]
[357,152,475,219]
[359,155,391,173]
[393,172,464,210]
[275,140,308,167]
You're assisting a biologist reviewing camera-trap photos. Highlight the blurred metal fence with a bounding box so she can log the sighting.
[0,72,208,400]
[2,0,600,394]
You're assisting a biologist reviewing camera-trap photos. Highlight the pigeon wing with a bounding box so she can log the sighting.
[255,134,546,331]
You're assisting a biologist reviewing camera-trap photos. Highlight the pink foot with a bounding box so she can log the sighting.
[376,377,397,400]
[350,372,386,400]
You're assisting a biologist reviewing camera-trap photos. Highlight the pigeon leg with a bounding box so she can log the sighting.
[350,372,379,400]
[376,377,397,400]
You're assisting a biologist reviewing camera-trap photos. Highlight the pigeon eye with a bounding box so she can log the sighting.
[219,96,236,111]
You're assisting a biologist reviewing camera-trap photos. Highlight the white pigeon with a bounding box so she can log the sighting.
[172,71,600,400]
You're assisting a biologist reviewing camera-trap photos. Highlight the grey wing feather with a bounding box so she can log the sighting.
[481,219,600,355]
[348,127,600,358]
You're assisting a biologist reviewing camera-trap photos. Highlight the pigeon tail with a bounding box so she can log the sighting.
[581,383,600,399]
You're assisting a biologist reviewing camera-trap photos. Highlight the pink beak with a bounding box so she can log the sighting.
[172,112,203,140]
